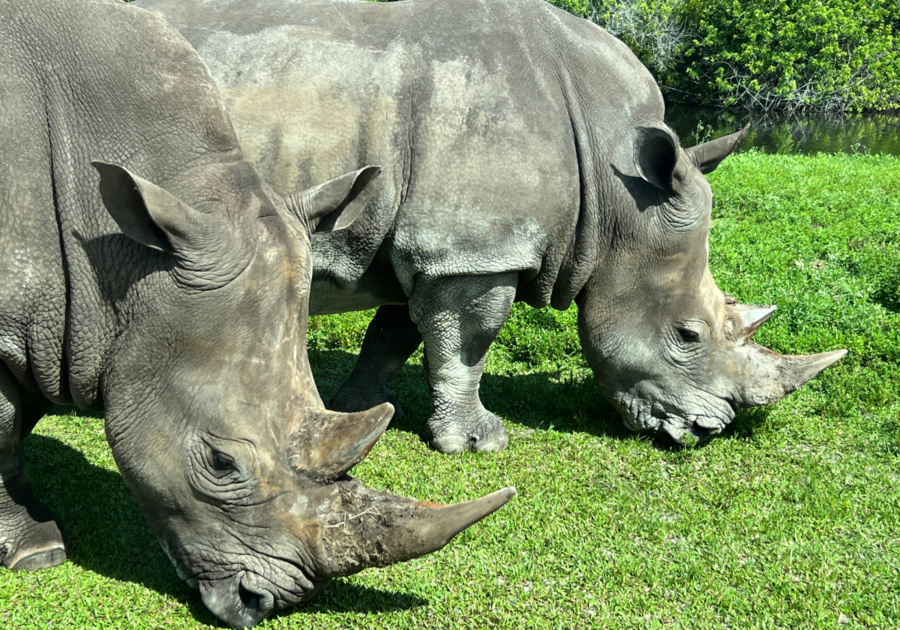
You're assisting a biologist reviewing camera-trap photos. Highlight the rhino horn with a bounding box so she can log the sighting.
[738,346,848,406]
[685,124,750,174]
[317,485,516,578]
[731,303,777,340]
[290,403,394,482]
[396,487,517,558]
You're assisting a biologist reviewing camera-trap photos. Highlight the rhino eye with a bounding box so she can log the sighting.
[188,438,258,502]
[677,327,702,344]
[211,450,236,472]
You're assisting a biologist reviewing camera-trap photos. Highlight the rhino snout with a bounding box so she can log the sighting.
[660,414,730,446]
[200,573,268,629]
[199,570,301,629]
[613,388,736,446]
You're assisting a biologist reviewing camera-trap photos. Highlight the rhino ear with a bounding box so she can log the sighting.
[292,166,382,234]
[93,161,216,254]
[634,126,680,192]
[685,124,749,174]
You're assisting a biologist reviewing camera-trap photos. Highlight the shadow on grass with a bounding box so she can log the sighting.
[309,348,770,448]
[21,434,427,626]
[872,280,900,313]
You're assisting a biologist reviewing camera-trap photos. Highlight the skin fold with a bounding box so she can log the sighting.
[138,0,846,451]
[0,1,513,627]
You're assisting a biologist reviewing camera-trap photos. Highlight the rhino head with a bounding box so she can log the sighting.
[577,125,846,445]
[93,163,513,628]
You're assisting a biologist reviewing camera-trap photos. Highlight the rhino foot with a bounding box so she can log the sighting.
[2,514,66,571]
[426,410,509,454]
[330,386,404,423]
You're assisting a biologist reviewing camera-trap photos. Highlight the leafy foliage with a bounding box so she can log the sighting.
[591,1,688,73]
[547,0,900,112]
[676,0,900,112]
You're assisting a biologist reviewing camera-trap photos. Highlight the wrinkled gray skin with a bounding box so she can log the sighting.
[140,0,847,451]
[0,1,514,627]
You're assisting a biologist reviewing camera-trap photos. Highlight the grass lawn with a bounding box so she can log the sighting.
[2,152,898,628]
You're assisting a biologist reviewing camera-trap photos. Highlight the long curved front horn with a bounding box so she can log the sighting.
[316,483,517,578]
[739,345,847,406]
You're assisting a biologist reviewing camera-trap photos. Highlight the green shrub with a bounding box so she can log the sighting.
[549,0,900,112]
[589,1,689,73]
[675,0,900,112]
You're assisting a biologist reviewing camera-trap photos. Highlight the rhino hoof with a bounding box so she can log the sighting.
[472,432,509,453]
[427,416,509,454]
[1,513,67,571]
[430,434,467,454]
[7,545,67,571]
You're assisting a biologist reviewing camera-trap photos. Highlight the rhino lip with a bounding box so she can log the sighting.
[661,413,729,446]
[238,579,270,620]
[199,573,276,628]
[614,394,732,445]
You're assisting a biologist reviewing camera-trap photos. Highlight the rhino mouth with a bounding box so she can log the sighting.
[200,570,302,629]
[659,414,727,445]
[614,391,738,446]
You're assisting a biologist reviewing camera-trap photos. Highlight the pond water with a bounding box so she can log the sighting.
[665,104,900,156]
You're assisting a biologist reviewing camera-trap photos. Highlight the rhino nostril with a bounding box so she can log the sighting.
[239,582,262,614]
[689,424,712,441]
[200,576,272,628]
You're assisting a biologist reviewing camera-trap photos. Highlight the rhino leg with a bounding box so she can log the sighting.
[409,274,517,454]
[0,366,65,571]
[330,305,422,421]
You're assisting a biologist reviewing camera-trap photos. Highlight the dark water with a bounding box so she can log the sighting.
[665,105,900,156]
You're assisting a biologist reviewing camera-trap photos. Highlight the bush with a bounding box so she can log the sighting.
[674,0,900,112]
[549,0,900,112]
[589,1,689,73]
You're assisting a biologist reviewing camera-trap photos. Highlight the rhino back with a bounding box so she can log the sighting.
[138,0,424,295]
[0,0,243,406]
[141,0,662,304]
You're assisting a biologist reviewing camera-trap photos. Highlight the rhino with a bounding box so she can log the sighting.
[0,0,514,627]
[139,0,847,451]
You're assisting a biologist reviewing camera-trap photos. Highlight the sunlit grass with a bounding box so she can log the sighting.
[2,153,898,628]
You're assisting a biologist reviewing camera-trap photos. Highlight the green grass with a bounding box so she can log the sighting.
[2,152,899,628]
